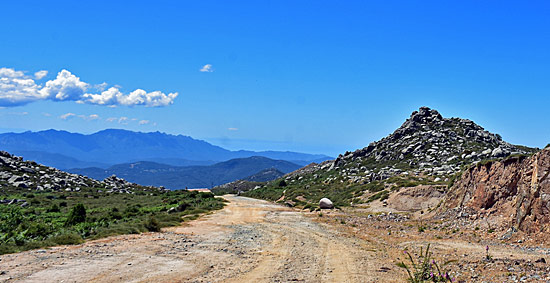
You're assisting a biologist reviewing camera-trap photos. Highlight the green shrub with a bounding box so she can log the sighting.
[144,217,161,232]
[177,202,190,212]
[51,233,83,245]
[367,190,389,203]
[124,205,140,217]
[24,222,51,239]
[47,204,60,213]
[65,204,87,226]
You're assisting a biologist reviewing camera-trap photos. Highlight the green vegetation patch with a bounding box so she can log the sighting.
[0,187,225,255]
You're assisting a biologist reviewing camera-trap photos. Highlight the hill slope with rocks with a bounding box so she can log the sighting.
[0,129,331,169]
[244,107,537,207]
[0,150,162,197]
[68,156,301,189]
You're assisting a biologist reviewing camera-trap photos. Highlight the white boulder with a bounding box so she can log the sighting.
[319,198,334,209]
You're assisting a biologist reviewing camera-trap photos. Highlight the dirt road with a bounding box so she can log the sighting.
[0,196,388,282]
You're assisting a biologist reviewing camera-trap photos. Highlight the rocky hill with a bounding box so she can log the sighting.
[243,107,536,207]
[331,106,533,179]
[441,147,550,238]
[0,150,164,205]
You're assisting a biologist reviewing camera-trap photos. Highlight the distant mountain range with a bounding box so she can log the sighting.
[67,156,301,189]
[0,129,332,169]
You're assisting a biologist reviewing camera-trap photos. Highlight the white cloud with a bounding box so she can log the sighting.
[200,64,214,72]
[42,112,51,117]
[59,113,76,120]
[106,116,153,125]
[34,70,48,80]
[82,87,120,105]
[1,111,29,116]
[77,114,100,121]
[0,67,179,107]
[39,69,89,101]
[228,127,239,131]
[118,117,128,124]
[82,87,178,107]
[94,82,108,91]
[0,68,44,106]
[60,113,100,121]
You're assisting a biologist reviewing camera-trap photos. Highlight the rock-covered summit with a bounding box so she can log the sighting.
[331,106,533,179]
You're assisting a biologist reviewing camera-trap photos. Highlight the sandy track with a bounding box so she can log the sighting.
[0,196,380,283]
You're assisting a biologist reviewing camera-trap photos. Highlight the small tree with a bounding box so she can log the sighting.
[65,203,86,226]
[278,179,287,187]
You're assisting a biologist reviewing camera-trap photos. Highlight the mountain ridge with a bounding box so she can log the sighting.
[0,129,332,169]
[68,156,301,189]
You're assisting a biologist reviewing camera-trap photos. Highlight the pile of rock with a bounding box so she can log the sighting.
[0,150,166,195]
[304,107,535,185]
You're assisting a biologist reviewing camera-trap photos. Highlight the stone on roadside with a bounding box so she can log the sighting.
[319,198,334,209]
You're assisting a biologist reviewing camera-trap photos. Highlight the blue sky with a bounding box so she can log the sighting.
[0,1,549,156]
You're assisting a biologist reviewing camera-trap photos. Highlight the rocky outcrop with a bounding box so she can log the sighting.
[443,148,550,234]
[0,150,167,199]
[330,107,532,179]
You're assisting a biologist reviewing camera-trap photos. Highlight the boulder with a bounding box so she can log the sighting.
[491,147,505,157]
[319,198,334,209]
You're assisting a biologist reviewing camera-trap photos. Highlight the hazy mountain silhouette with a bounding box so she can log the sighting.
[68,156,301,189]
[0,129,332,169]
